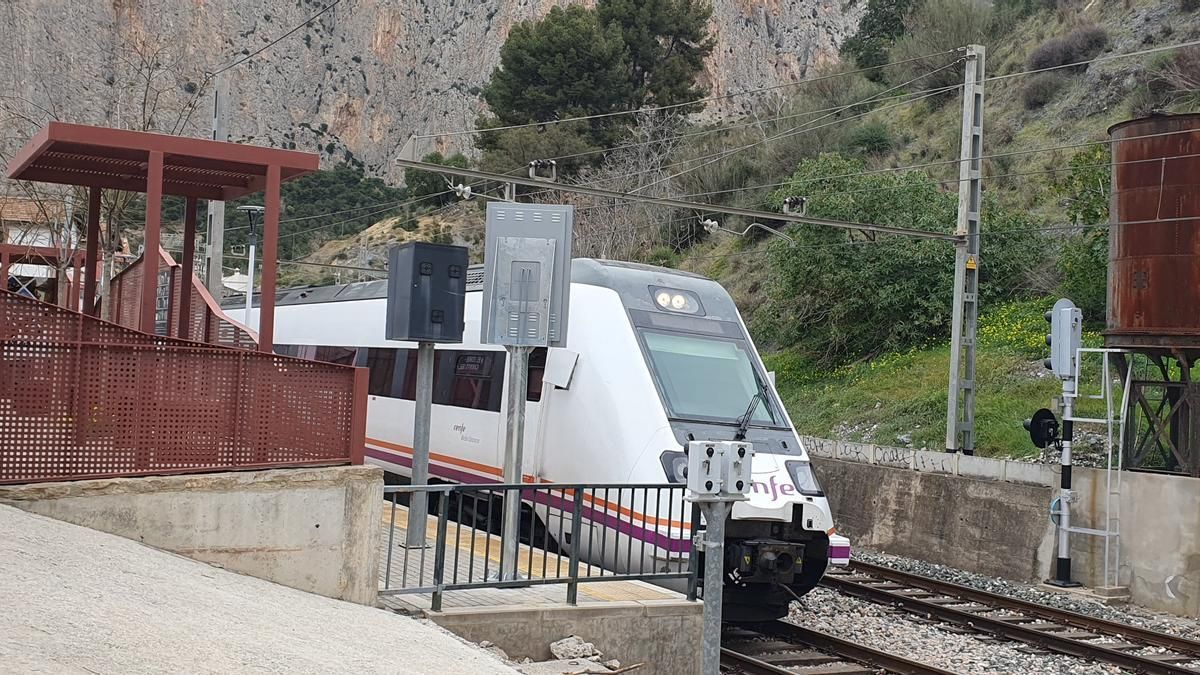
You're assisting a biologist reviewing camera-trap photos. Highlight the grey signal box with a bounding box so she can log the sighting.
[386,242,469,343]
[481,203,573,347]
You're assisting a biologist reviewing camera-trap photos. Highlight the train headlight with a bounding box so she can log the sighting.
[659,450,688,484]
[785,460,824,496]
[649,286,703,315]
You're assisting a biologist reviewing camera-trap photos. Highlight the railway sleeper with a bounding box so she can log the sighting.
[726,640,815,655]
[757,652,843,667]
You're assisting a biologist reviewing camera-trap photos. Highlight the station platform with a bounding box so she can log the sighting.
[376,501,687,612]
[376,501,701,674]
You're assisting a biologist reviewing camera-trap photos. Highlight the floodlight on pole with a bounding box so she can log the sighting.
[237,205,265,332]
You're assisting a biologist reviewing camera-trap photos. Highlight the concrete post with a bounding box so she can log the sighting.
[500,345,531,581]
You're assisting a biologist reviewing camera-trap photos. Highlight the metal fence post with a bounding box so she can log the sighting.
[566,488,584,605]
[686,501,701,601]
[432,490,450,612]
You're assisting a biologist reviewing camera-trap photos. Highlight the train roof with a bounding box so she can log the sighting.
[222,258,712,309]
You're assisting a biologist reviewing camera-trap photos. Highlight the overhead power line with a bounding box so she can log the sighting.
[986,37,1200,83]
[395,159,960,242]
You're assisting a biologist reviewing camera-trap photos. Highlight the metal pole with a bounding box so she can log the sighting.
[243,226,257,332]
[500,344,531,580]
[946,44,985,455]
[1049,394,1081,586]
[406,341,436,549]
[206,72,229,295]
[699,501,728,675]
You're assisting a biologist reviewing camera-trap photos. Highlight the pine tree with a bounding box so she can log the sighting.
[598,0,715,110]
[481,6,633,148]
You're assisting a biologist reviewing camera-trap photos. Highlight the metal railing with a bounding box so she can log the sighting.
[110,246,258,348]
[379,482,700,610]
[0,289,366,484]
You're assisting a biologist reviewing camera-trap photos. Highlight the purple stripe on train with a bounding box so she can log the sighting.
[367,446,692,555]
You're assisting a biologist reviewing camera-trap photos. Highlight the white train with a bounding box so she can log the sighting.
[227,258,850,620]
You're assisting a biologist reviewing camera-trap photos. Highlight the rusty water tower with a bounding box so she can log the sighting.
[1106,112,1200,475]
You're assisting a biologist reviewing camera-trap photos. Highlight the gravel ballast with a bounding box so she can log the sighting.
[787,549,1200,675]
[854,550,1200,640]
[789,587,1128,674]
[0,505,519,674]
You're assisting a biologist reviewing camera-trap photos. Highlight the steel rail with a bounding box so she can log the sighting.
[850,560,1200,658]
[719,646,798,675]
[753,620,959,675]
[823,573,1199,675]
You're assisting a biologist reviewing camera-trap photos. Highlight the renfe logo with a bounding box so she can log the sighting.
[751,474,797,501]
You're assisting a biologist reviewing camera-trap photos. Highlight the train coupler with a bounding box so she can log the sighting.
[727,539,804,584]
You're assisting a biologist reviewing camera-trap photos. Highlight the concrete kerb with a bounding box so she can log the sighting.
[800,435,1055,487]
[425,599,702,675]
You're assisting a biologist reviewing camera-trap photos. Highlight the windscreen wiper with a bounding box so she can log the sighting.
[734,392,763,441]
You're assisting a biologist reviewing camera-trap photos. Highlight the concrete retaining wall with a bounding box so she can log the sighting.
[0,465,383,605]
[814,457,1057,581]
[428,600,702,675]
[805,436,1200,618]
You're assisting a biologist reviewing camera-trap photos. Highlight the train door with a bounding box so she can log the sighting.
[523,348,548,481]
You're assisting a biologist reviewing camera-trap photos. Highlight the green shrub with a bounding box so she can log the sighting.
[1027,26,1109,70]
[755,153,1042,364]
[1021,73,1067,109]
[1057,232,1109,326]
[839,0,921,81]
[888,0,993,93]
[845,121,895,154]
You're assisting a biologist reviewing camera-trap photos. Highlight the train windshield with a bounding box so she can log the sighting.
[641,331,779,426]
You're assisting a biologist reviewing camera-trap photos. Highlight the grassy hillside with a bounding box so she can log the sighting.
[759,298,1108,458]
[284,0,1197,455]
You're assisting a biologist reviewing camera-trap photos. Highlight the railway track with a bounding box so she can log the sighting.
[721,620,956,674]
[822,560,1200,675]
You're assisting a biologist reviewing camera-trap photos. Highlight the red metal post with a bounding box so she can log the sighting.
[69,254,81,310]
[258,164,281,353]
[84,187,101,316]
[178,197,197,340]
[350,367,369,465]
[0,250,9,287]
[141,150,164,334]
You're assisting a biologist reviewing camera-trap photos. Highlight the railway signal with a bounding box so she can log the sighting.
[1030,298,1084,588]
[1023,408,1060,449]
[1044,298,1083,384]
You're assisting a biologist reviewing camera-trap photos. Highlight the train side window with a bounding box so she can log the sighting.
[365,348,397,397]
[315,345,358,366]
[273,344,299,357]
[387,348,505,412]
[527,347,547,402]
[447,351,504,412]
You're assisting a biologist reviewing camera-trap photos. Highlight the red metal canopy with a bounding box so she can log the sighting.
[6,122,318,200]
[4,122,320,351]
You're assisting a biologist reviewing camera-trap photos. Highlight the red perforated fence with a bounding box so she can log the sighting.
[109,248,258,349]
[0,290,367,484]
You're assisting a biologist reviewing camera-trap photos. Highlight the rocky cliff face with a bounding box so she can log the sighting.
[1,0,860,179]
